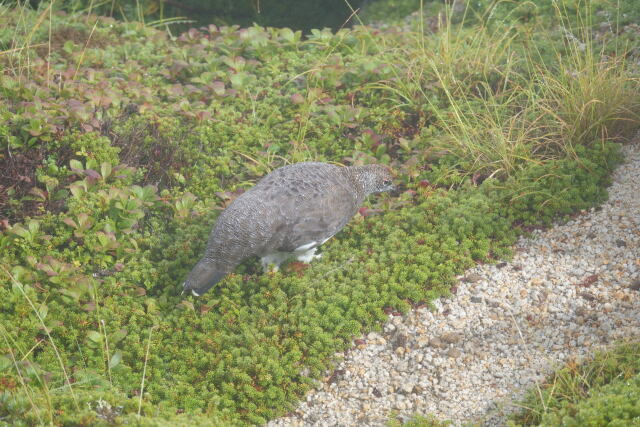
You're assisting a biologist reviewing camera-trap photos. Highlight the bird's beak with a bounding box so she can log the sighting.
[389,182,402,197]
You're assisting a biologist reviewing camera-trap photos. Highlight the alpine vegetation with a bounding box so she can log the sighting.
[183,162,394,296]
[1,0,639,424]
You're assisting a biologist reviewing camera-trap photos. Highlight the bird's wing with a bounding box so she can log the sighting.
[273,180,359,252]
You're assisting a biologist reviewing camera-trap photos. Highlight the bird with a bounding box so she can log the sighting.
[182,161,395,296]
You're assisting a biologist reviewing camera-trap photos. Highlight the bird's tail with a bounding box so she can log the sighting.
[182,260,227,296]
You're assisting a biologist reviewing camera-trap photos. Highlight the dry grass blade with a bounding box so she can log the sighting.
[0,326,47,424]
[138,324,157,417]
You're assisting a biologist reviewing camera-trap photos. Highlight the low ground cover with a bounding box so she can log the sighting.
[511,341,640,426]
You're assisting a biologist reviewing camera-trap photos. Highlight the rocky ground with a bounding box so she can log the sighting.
[270,139,640,426]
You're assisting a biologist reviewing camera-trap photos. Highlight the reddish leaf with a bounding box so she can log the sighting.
[62,217,78,228]
[358,207,383,217]
[84,169,101,179]
[195,110,211,121]
[210,81,225,96]
[28,187,47,200]
[290,93,304,104]
[36,263,57,276]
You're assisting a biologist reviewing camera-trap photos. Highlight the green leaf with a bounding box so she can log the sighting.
[109,351,122,369]
[63,40,74,54]
[101,162,112,180]
[37,304,48,320]
[87,331,102,343]
[110,329,128,344]
[173,172,186,184]
[279,28,295,43]
[9,224,29,239]
[70,159,84,171]
[27,220,40,235]
[11,280,24,295]
[0,355,12,371]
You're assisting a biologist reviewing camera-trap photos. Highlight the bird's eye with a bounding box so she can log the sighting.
[383,179,392,186]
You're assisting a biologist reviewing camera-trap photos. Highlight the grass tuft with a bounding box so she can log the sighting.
[511,341,640,426]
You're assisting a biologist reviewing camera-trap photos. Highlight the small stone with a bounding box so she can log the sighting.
[629,280,640,291]
[395,346,405,356]
[391,331,409,350]
[579,291,596,301]
[470,296,484,303]
[429,337,445,349]
[440,332,462,344]
[462,273,482,283]
[615,239,627,247]
[447,348,461,358]
[400,382,414,394]
[603,303,614,313]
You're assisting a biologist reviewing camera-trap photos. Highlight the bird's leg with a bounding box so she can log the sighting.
[260,252,288,272]
[296,247,322,263]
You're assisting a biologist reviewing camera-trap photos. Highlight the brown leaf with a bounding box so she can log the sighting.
[62,217,78,228]
[290,93,304,104]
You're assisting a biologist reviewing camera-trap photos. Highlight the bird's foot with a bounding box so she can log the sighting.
[296,247,322,263]
[260,252,288,272]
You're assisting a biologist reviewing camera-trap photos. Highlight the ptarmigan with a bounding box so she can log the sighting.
[183,162,394,296]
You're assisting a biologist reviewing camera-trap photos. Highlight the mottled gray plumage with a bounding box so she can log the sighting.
[183,162,394,296]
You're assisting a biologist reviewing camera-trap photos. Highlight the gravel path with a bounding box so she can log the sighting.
[270,139,640,427]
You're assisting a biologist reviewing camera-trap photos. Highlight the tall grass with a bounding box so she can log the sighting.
[363,0,639,183]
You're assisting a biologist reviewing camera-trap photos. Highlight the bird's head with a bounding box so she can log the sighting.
[352,164,395,195]
[182,259,227,297]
